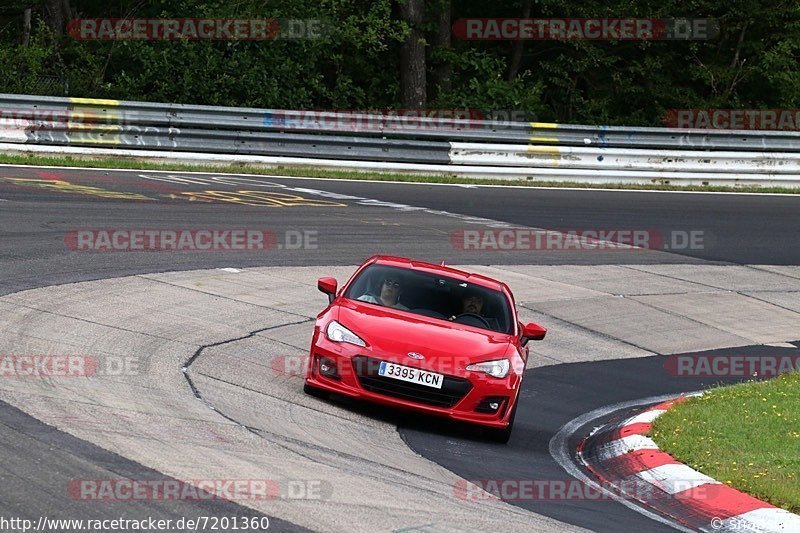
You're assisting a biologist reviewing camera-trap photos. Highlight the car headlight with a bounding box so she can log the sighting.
[466,359,510,379]
[326,320,366,347]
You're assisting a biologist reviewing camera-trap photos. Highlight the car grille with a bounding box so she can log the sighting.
[351,356,472,408]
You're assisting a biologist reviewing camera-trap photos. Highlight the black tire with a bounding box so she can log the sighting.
[303,382,330,399]
[486,400,518,444]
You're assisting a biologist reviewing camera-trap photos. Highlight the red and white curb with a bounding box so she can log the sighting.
[579,396,800,532]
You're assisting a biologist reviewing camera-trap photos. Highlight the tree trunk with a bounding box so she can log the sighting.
[399,0,426,109]
[43,0,72,36]
[430,0,451,102]
[507,0,531,81]
[22,8,32,46]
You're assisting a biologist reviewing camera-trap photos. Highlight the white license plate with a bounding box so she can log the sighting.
[378,361,444,389]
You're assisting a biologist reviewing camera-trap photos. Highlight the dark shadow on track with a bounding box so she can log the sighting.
[0,400,309,532]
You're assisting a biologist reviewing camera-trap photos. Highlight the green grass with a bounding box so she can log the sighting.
[651,373,800,512]
[0,152,799,193]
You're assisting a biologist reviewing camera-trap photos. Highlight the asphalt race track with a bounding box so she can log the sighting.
[1,163,799,532]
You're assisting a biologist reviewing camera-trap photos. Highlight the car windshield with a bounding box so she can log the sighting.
[344,264,514,334]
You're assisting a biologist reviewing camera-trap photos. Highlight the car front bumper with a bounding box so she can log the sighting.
[304,340,521,429]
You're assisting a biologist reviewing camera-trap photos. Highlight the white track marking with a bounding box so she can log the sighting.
[712,508,800,533]
[550,392,698,533]
[1,161,799,196]
[596,434,660,462]
[632,464,720,494]
[623,409,667,425]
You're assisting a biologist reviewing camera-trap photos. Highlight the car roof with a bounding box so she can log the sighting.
[366,255,509,293]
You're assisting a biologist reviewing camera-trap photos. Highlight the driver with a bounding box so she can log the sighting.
[358,275,409,310]
[450,289,500,330]
[461,290,485,315]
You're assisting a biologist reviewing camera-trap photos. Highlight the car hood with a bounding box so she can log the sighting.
[337,300,512,365]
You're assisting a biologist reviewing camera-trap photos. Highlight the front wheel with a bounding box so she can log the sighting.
[485,400,518,444]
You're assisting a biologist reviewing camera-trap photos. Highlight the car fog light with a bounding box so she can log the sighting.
[317,356,340,379]
[475,396,507,414]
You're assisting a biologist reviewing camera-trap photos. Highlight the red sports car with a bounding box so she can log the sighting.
[304,255,546,443]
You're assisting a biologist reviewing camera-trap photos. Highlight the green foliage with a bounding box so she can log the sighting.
[102,0,408,109]
[0,0,798,125]
[0,20,62,94]
[433,48,544,116]
[652,373,800,512]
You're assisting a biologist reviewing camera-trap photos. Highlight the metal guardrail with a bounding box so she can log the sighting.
[449,143,800,174]
[2,93,800,186]
[25,127,452,164]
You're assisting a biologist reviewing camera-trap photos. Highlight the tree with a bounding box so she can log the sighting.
[0,0,797,126]
[507,0,531,81]
[42,0,72,36]
[21,7,31,46]
[398,0,426,108]
[429,0,451,101]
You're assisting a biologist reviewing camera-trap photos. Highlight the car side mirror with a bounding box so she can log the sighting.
[318,277,338,304]
[521,322,547,345]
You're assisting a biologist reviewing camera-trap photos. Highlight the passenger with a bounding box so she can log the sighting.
[358,276,409,310]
